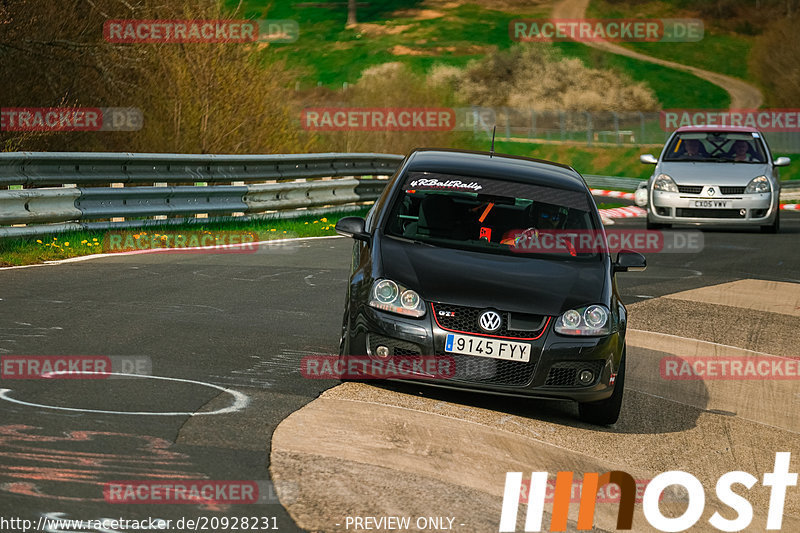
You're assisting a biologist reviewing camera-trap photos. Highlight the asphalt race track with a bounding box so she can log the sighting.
[1,214,799,532]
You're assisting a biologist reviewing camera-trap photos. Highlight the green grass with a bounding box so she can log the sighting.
[586,0,755,82]
[552,42,730,109]
[0,209,368,267]
[228,0,727,108]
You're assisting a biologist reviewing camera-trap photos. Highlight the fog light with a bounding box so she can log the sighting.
[375,345,390,358]
[578,370,594,385]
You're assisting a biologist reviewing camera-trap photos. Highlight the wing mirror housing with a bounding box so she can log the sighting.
[614,250,647,273]
[640,154,658,165]
[335,216,370,242]
[774,156,791,167]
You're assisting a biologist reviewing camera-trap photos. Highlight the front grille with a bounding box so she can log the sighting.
[432,303,547,339]
[436,351,536,386]
[545,361,605,387]
[720,186,746,195]
[677,185,703,194]
[676,208,744,219]
[367,333,421,356]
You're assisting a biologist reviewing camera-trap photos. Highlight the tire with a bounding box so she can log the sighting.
[578,349,626,426]
[646,216,668,230]
[761,211,780,234]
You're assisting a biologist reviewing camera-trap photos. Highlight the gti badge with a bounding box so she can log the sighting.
[479,310,502,332]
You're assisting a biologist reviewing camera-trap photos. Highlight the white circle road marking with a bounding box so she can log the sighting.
[0,372,249,416]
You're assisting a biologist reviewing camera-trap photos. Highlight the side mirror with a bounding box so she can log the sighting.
[335,216,370,242]
[774,156,791,167]
[614,250,646,273]
[640,154,658,165]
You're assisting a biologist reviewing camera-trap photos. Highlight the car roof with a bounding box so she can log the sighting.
[403,148,588,192]
[673,125,760,134]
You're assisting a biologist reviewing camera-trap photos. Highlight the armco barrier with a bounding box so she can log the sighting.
[0,152,403,237]
[0,188,82,225]
[0,152,404,187]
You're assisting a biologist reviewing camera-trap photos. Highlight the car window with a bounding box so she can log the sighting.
[384,171,601,259]
[663,132,767,163]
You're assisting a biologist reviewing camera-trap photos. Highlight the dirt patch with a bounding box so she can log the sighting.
[427,0,554,13]
[356,23,413,36]
[391,44,490,56]
[390,45,429,56]
[392,8,445,20]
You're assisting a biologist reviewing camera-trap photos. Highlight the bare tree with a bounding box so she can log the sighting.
[347,0,357,26]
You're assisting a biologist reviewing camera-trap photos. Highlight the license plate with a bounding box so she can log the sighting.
[444,333,531,362]
[693,200,730,208]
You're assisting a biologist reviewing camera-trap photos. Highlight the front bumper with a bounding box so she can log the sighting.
[649,189,776,225]
[343,305,623,403]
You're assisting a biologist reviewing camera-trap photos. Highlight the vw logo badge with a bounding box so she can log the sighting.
[479,310,502,332]
[707,187,715,196]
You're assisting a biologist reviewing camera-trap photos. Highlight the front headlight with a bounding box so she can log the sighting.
[555,305,610,335]
[369,279,426,317]
[744,175,770,194]
[653,174,678,193]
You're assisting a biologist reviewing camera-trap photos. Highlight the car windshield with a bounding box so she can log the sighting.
[384,171,602,259]
[662,132,767,163]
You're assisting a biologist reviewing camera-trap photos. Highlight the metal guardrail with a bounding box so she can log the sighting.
[0,152,403,187]
[0,152,796,238]
[0,152,404,237]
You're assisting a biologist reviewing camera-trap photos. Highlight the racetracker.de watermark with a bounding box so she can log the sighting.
[507,229,703,255]
[103,231,262,254]
[103,480,296,504]
[510,18,703,42]
[301,107,498,132]
[661,356,800,380]
[1,355,152,379]
[301,355,456,379]
[661,109,800,132]
[103,19,299,43]
[0,107,142,132]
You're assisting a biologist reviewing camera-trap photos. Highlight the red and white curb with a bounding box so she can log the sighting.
[591,189,636,201]
[598,205,646,224]
[780,203,800,210]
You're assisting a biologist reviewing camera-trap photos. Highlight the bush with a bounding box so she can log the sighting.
[439,45,659,112]
[311,62,466,154]
[750,16,800,107]
[0,0,312,154]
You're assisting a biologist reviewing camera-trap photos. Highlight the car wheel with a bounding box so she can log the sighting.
[760,211,780,234]
[578,349,626,426]
[646,217,668,230]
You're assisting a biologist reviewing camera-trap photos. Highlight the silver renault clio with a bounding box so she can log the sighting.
[636,125,790,232]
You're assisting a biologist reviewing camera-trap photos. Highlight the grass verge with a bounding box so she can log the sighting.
[0,209,368,267]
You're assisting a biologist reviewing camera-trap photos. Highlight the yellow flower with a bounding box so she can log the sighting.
[270,228,276,232]
[36,239,42,243]
[92,238,98,242]
[304,222,308,225]
[64,242,69,246]
[320,217,328,222]
[313,220,318,224]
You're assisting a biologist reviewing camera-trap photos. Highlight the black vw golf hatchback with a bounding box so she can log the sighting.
[335,149,645,425]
